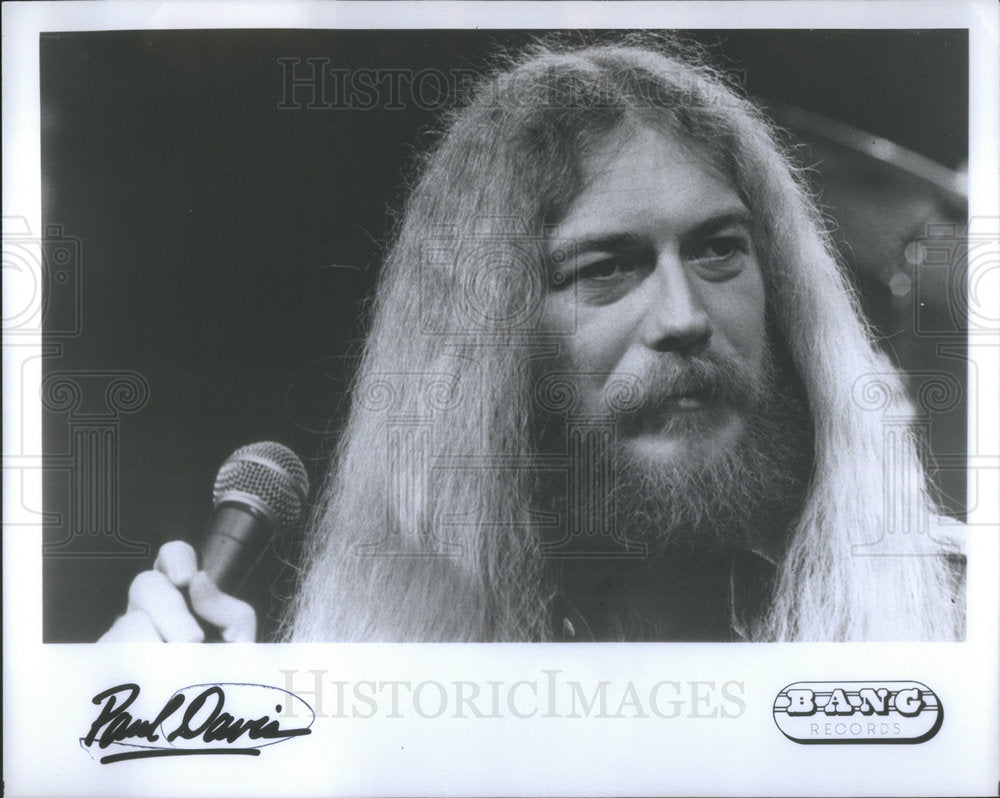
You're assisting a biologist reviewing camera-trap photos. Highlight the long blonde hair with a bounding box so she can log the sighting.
[284,34,965,642]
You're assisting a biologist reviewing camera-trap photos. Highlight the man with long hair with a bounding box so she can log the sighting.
[104,34,965,644]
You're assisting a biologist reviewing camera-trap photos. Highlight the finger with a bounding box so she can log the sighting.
[189,572,257,642]
[98,610,163,642]
[154,540,199,587]
[128,570,205,642]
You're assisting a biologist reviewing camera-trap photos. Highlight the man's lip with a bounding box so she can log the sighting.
[659,390,713,409]
[613,385,726,432]
[673,396,704,409]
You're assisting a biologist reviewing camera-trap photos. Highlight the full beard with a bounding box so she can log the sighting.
[612,362,812,557]
[533,339,814,560]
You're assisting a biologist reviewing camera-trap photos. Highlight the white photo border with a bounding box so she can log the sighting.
[3,2,998,797]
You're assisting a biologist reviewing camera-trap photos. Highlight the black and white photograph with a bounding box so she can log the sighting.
[4,2,999,796]
[40,25,974,645]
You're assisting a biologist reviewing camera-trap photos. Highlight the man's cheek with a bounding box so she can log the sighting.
[710,286,766,363]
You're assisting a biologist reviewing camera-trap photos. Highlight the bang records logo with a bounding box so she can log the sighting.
[772,681,943,744]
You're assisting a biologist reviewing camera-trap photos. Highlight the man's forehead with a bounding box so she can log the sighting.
[575,120,734,188]
[544,124,748,250]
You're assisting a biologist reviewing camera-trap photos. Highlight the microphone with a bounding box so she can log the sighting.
[199,441,310,595]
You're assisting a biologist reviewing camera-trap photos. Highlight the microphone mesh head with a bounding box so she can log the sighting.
[212,441,309,530]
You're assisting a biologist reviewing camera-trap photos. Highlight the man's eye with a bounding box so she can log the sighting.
[688,236,749,278]
[578,258,637,282]
[551,258,638,288]
[691,237,746,261]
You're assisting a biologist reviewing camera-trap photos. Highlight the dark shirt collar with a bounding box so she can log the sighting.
[551,547,779,642]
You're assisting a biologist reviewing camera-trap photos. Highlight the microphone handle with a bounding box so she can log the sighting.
[200,503,275,596]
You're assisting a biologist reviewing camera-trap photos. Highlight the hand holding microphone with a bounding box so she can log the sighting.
[99,442,309,642]
[100,541,258,642]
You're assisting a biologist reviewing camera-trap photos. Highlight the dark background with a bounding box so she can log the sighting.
[40,29,969,642]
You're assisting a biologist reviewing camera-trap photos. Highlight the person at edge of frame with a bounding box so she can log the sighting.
[100,32,967,644]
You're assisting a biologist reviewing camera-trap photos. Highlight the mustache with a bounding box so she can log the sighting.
[606,351,769,424]
[530,349,774,437]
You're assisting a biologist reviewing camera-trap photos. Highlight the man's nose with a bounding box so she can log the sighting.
[640,258,712,354]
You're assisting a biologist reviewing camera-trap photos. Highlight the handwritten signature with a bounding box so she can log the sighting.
[81,683,313,764]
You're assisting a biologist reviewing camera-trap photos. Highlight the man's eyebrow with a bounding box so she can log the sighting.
[551,231,645,259]
[683,209,755,243]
